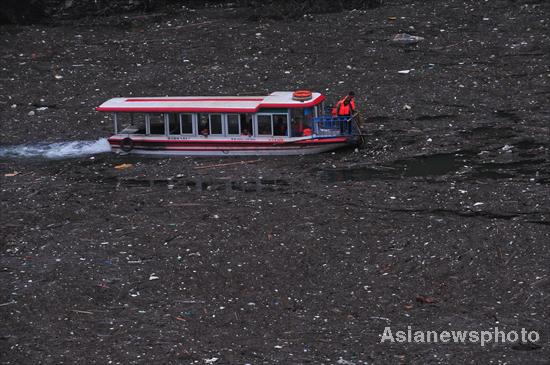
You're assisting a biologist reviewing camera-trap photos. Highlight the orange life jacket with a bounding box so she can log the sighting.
[335,96,356,116]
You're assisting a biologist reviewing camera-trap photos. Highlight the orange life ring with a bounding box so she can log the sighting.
[292,90,313,101]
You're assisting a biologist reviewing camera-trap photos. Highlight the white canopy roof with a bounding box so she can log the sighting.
[96,92,325,113]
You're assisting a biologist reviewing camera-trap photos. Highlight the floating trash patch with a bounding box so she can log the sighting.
[97,176,290,193]
[0,139,111,159]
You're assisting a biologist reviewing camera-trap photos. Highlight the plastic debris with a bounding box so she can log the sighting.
[473,202,484,206]
[403,104,411,110]
[392,33,425,45]
[398,69,412,74]
[501,144,513,152]
[114,163,133,170]
[4,171,20,177]
[204,358,219,364]
[337,359,356,365]
[149,274,159,281]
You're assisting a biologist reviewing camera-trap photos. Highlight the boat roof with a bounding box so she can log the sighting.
[96,91,325,113]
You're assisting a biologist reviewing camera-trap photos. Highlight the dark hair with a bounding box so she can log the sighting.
[348,91,355,96]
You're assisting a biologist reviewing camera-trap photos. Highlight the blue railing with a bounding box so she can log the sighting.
[312,115,354,136]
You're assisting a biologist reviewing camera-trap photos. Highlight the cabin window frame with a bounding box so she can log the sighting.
[272,113,290,137]
[239,113,255,136]
[255,111,290,137]
[115,112,147,135]
[208,113,224,136]
[167,113,179,135]
[178,113,195,135]
[144,113,168,136]
[256,113,273,136]
[225,114,241,136]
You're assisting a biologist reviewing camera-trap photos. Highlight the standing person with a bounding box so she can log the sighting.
[335,91,356,117]
[333,91,357,133]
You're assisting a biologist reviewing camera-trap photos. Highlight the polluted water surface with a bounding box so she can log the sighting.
[98,176,291,194]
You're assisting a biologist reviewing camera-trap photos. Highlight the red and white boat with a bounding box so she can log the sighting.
[96,91,360,156]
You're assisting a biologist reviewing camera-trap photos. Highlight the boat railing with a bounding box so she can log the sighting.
[311,115,355,136]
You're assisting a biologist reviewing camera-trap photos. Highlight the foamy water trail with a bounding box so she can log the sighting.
[0,138,111,159]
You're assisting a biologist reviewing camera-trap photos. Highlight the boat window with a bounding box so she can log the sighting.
[197,114,208,136]
[227,114,240,135]
[168,113,180,134]
[240,114,253,136]
[148,113,165,135]
[291,109,304,137]
[304,108,314,123]
[209,114,223,135]
[117,113,146,134]
[180,114,193,134]
[273,114,288,137]
[257,115,273,135]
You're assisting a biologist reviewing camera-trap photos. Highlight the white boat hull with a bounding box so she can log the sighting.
[108,135,356,156]
[110,142,349,156]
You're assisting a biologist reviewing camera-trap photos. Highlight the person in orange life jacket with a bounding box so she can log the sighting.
[336,91,356,116]
[334,91,356,134]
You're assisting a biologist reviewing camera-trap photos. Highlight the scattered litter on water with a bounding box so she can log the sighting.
[392,33,424,45]
[114,163,133,170]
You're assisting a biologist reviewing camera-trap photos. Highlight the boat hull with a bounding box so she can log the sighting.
[108,136,355,156]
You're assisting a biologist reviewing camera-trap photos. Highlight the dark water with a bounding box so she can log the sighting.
[323,150,547,183]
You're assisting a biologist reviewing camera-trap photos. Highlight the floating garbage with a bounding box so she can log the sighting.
[392,33,425,45]
[114,163,133,170]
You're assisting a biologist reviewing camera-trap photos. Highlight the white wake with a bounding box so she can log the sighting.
[0,138,111,159]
